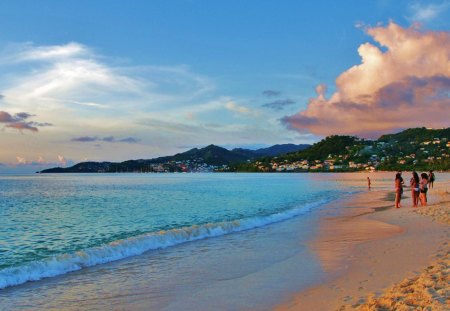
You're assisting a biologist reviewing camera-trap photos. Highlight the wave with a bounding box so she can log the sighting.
[0,199,328,290]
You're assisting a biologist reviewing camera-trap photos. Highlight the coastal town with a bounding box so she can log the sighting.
[256,136,450,173]
[119,134,449,173]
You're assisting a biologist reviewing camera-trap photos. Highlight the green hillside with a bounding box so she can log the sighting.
[233,127,450,172]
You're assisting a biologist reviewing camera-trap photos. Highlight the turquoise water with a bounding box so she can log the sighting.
[0,173,345,290]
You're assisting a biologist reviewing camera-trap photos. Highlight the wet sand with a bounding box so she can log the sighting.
[275,178,449,311]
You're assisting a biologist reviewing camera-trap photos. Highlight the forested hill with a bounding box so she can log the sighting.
[280,136,362,162]
[233,127,450,172]
[378,127,450,144]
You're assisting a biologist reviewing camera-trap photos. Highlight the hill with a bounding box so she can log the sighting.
[233,127,450,172]
[39,143,310,173]
[253,144,310,157]
[232,144,309,158]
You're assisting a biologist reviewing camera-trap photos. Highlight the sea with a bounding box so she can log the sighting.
[0,173,377,310]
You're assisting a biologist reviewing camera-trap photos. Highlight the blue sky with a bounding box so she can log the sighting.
[0,0,449,172]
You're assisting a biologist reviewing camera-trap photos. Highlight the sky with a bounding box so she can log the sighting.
[0,0,449,173]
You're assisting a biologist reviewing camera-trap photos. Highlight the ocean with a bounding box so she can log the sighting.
[0,173,364,310]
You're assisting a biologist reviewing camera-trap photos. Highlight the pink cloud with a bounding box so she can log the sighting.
[282,22,450,138]
[10,155,72,167]
[0,110,51,132]
[6,122,38,132]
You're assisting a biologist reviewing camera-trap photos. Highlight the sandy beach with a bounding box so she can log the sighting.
[275,177,449,311]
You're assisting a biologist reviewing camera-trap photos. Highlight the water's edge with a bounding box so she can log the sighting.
[0,199,330,290]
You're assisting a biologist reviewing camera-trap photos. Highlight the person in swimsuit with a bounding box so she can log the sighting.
[410,171,419,207]
[428,170,435,189]
[419,173,428,206]
[395,172,403,208]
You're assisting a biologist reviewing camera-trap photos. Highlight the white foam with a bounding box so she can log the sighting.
[0,199,328,289]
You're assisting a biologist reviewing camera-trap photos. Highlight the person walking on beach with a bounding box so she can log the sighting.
[419,173,428,206]
[367,177,371,190]
[410,171,419,207]
[395,172,403,208]
[428,170,435,189]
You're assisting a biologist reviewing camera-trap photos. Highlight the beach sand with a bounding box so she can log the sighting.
[275,179,449,311]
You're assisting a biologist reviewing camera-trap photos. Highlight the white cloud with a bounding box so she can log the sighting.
[225,101,251,114]
[408,1,450,22]
[57,155,67,166]
[0,42,215,118]
[17,42,89,61]
[16,156,27,164]
[225,101,260,117]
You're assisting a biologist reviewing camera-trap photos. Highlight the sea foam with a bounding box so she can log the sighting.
[0,199,327,289]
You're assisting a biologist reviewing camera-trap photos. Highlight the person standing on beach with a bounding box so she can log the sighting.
[410,171,419,207]
[428,170,435,189]
[367,177,371,190]
[419,173,428,206]
[397,170,404,186]
[395,172,403,208]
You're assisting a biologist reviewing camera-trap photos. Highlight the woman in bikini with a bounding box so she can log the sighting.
[410,171,419,207]
[419,173,428,206]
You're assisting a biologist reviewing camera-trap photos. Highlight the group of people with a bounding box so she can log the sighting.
[395,170,435,208]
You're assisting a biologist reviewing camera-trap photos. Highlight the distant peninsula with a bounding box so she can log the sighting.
[39,127,450,173]
[39,144,310,173]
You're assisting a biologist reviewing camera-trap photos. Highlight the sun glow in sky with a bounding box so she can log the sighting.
[0,0,449,173]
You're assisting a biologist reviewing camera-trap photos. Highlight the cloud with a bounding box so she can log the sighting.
[102,136,115,142]
[282,22,450,138]
[13,155,72,167]
[119,137,140,143]
[6,122,38,132]
[0,42,215,121]
[262,90,281,97]
[57,155,67,166]
[262,99,295,111]
[71,136,98,142]
[0,110,50,132]
[71,136,140,143]
[0,111,32,122]
[408,2,450,22]
[17,42,89,61]
[225,101,252,114]
[0,155,75,173]
[16,156,27,164]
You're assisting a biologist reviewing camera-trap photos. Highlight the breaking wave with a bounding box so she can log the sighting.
[0,199,328,289]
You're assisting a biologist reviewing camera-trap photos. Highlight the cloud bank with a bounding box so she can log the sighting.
[11,154,72,167]
[282,22,450,138]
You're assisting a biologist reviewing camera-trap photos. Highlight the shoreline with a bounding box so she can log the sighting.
[275,181,449,310]
[2,173,448,310]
